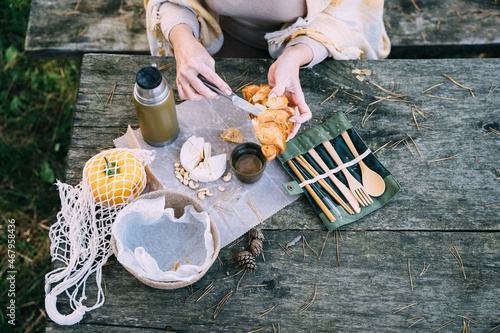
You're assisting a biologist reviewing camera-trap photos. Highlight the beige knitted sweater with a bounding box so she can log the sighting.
[144,0,390,62]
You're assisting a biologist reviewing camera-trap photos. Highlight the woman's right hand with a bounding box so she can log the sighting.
[169,24,231,101]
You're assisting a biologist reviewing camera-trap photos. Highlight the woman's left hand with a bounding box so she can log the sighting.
[268,43,313,140]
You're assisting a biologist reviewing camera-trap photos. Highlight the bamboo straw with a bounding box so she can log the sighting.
[286,160,336,223]
[295,155,355,215]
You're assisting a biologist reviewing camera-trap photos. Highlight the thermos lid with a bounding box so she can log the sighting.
[134,66,170,105]
[136,66,162,89]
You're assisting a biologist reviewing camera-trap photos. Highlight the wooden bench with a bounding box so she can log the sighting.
[26,0,500,59]
[46,54,500,332]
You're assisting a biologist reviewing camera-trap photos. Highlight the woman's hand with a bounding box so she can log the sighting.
[268,43,313,140]
[169,24,231,101]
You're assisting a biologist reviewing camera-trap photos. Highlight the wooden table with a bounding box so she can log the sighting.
[48,54,500,332]
[26,0,500,59]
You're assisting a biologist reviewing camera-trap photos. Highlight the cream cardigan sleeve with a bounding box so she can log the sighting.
[145,0,390,60]
[266,0,390,60]
[144,0,223,56]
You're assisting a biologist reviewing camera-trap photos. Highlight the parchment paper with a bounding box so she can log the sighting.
[114,97,299,247]
[112,197,214,282]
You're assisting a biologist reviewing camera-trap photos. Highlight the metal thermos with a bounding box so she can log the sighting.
[133,66,179,146]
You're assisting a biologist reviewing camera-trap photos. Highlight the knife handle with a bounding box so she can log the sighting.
[197,74,232,100]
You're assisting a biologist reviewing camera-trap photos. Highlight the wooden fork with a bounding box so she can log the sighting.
[322,141,373,207]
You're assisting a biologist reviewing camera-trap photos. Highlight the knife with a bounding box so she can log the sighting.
[197,74,263,116]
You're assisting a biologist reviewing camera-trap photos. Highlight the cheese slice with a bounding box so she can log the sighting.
[180,136,226,182]
[180,136,205,172]
[190,154,226,182]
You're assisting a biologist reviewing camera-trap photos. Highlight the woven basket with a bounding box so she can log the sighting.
[111,190,220,289]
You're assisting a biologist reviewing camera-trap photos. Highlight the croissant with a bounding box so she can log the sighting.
[242,84,295,161]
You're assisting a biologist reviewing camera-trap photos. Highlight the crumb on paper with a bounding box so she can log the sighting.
[185,257,189,263]
[167,260,181,272]
[220,128,243,143]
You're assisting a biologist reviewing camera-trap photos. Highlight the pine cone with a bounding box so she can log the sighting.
[250,239,263,257]
[237,251,256,271]
[249,228,265,241]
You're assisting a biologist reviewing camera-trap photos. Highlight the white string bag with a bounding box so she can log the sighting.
[45,148,154,325]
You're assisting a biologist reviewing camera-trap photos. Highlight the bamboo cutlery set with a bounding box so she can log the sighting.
[278,113,400,229]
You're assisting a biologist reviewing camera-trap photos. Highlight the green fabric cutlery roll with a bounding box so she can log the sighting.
[277,112,401,231]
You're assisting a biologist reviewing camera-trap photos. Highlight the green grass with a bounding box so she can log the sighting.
[0,0,80,332]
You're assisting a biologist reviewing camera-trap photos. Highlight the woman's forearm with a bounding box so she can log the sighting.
[169,24,198,51]
[281,43,314,68]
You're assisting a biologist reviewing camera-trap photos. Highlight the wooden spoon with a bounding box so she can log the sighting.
[340,131,385,197]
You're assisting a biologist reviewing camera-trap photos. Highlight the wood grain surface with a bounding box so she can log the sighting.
[46,54,500,332]
[25,0,500,58]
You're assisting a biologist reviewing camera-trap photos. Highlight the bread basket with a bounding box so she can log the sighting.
[111,190,220,289]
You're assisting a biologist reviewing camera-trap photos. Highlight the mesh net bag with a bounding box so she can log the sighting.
[44,148,154,325]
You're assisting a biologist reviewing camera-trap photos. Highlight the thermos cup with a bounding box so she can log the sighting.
[133,66,179,146]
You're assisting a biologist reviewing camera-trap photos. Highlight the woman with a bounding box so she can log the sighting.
[144,0,390,139]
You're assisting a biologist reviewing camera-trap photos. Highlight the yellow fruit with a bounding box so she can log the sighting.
[83,149,146,206]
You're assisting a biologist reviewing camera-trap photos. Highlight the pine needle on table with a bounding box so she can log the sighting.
[257,305,276,317]
[419,262,430,276]
[317,231,329,262]
[373,140,392,154]
[158,63,172,71]
[427,154,459,164]
[448,246,466,280]
[75,26,88,39]
[320,88,339,105]
[442,73,475,98]
[486,82,499,98]
[342,90,364,101]
[334,229,340,267]
[247,328,263,333]
[212,289,233,319]
[303,236,319,258]
[299,284,317,313]
[235,269,247,291]
[361,106,377,127]
[196,281,215,302]
[490,323,500,332]
[222,269,244,280]
[410,0,421,11]
[368,81,409,98]
[458,315,477,324]
[407,317,425,328]
[106,83,116,106]
[391,302,418,314]
[277,242,294,258]
[423,94,458,101]
[407,133,422,157]
[433,320,455,332]
[408,258,414,291]
[489,127,500,136]
[422,83,444,94]
[208,289,233,319]
[247,197,263,224]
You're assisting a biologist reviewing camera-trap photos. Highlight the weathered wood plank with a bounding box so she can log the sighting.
[45,231,500,332]
[26,0,500,59]
[65,55,500,231]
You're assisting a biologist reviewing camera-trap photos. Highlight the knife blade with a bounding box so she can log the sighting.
[197,74,263,116]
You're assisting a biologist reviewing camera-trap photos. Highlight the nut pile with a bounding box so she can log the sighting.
[173,162,232,200]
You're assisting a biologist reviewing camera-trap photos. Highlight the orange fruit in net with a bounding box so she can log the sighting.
[83,149,146,206]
